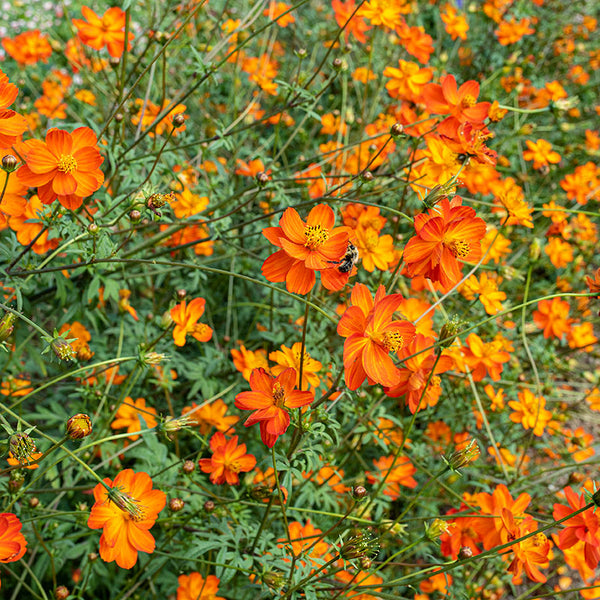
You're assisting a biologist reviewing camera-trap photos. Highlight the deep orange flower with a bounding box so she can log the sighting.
[269,342,322,390]
[532,297,571,339]
[131,99,187,137]
[366,455,417,499]
[586,268,600,297]
[73,6,134,58]
[263,2,295,27]
[553,487,600,570]
[395,23,434,64]
[423,74,490,127]
[332,0,371,44]
[0,513,28,588]
[7,450,43,470]
[8,195,61,254]
[235,367,314,448]
[2,30,52,65]
[522,139,561,169]
[359,0,410,29]
[337,283,416,390]
[279,520,331,568]
[177,573,225,600]
[17,127,104,210]
[403,197,487,291]
[495,17,535,45]
[170,298,213,347]
[384,334,454,413]
[472,484,531,550]
[262,204,351,295]
[383,60,433,103]
[508,389,552,437]
[440,3,469,40]
[87,469,166,569]
[182,399,239,435]
[59,321,94,361]
[460,272,506,315]
[170,188,208,219]
[231,344,269,381]
[440,506,481,559]
[461,332,510,382]
[199,432,256,485]
[0,70,28,148]
[500,509,550,583]
[111,397,158,440]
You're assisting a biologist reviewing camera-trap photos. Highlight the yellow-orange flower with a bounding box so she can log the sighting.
[523,139,561,169]
[508,389,552,437]
[2,30,52,65]
[177,573,225,600]
[170,297,213,347]
[111,397,158,440]
[269,342,322,390]
[87,469,166,569]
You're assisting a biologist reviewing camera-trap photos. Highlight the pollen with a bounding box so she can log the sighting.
[446,239,471,259]
[382,331,406,353]
[272,382,286,407]
[364,228,379,251]
[304,224,330,250]
[461,94,476,108]
[57,154,78,174]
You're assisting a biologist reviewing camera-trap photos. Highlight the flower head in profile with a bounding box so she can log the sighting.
[262,204,351,295]
[0,70,28,147]
[181,399,239,435]
[337,283,416,390]
[235,367,314,447]
[177,572,225,600]
[403,197,487,291]
[17,127,104,210]
[199,432,256,485]
[170,297,213,347]
[73,6,134,58]
[87,469,166,569]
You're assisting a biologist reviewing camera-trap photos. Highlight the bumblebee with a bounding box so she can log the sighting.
[333,242,359,273]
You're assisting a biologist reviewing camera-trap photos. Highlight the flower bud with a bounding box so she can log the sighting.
[88,552,98,562]
[182,460,195,474]
[361,171,373,183]
[1,154,18,173]
[529,238,542,262]
[114,112,123,122]
[172,113,186,127]
[129,209,141,221]
[204,500,215,513]
[66,414,92,440]
[439,316,462,349]
[256,171,270,186]
[169,498,185,512]
[390,123,404,137]
[55,586,70,600]
[29,497,40,508]
[457,546,473,560]
[0,312,16,342]
[87,222,98,234]
[351,485,367,500]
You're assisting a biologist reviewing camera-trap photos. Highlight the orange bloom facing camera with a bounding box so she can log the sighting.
[73,6,134,59]
[87,469,166,569]
[17,127,104,211]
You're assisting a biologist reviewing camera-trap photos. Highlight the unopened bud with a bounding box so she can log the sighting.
[0,312,16,342]
[361,171,373,183]
[439,316,462,348]
[88,552,98,562]
[87,223,98,234]
[351,485,367,500]
[256,171,270,186]
[529,238,542,262]
[458,546,473,560]
[332,57,345,71]
[172,113,186,127]
[129,209,141,221]
[114,112,123,122]
[204,500,215,513]
[295,48,307,59]
[177,289,187,300]
[29,497,40,508]
[182,460,195,474]
[54,586,70,600]
[169,498,185,512]
[1,154,18,172]
[66,414,92,440]
[390,123,404,137]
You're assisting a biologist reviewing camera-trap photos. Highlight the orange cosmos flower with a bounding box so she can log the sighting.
[181,399,239,435]
[2,30,52,65]
[562,427,595,462]
[522,139,561,169]
[423,74,490,127]
[440,506,481,559]
[262,204,351,295]
[131,98,187,137]
[199,432,256,485]
[335,569,383,598]
[366,455,417,499]
[353,224,396,272]
[17,127,104,211]
[553,487,600,570]
[337,283,416,390]
[383,60,433,103]
[170,188,208,219]
[461,333,510,382]
[471,484,531,550]
[231,344,269,381]
[87,469,166,569]
[177,573,225,600]
[279,520,331,568]
[73,6,134,58]
[495,17,535,45]
[500,509,550,583]
[359,0,410,29]
[532,297,571,339]
[332,0,371,44]
[440,3,469,40]
[8,195,61,254]
[263,2,295,27]
[111,397,158,440]
[7,450,44,470]
[459,272,506,315]
[384,334,454,413]
[59,321,94,361]
[395,23,434,64]
[508,389,552,437]
[0,70,28,148]
[234,367,314,448]
[544,237,573,268]
[170,297,213,347]
[0,513,28,588]
[269,342,322,390]
[403,197,487,291]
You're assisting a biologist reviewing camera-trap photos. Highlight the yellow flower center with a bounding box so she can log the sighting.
[193,323,210,337]
[364,228,379,251]
[446,239,471,259]
[382,331,405,353]
[461,94,476,108]
[272,382,286,407]
[57,154,78,174]
[304,224,330,250]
